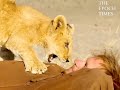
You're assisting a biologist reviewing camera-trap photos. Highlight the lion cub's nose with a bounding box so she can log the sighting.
[66,59,69,62]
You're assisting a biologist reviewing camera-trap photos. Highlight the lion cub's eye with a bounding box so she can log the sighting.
[65,42,69,48]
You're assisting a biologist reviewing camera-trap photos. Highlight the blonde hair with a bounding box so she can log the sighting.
[93,50,120,89]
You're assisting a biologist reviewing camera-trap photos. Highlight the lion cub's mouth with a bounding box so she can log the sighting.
[48,54,58,62]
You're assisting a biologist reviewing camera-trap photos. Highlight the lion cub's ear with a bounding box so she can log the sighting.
[53,15,67,30]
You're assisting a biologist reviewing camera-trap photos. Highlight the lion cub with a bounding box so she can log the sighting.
[0,0,74,74]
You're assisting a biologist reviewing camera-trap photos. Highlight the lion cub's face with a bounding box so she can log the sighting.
[47,15,74,64]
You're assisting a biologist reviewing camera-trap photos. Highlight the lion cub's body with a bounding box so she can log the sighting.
[0,0,74,74]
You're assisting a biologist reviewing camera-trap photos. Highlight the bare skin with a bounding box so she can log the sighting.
[66,57,104,74]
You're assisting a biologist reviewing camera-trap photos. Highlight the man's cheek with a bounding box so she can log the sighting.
[87,63,97,68]
[87,61,102,68]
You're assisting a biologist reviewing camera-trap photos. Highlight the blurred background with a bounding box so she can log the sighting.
[16,0,120,61]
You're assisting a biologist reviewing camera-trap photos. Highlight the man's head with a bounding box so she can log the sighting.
[88,50,120,89]
[66,50,120,89]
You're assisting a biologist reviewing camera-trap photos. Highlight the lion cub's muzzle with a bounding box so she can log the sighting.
[48,54,69,63]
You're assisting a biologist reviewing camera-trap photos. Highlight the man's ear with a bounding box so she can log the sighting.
[53,15,67,30]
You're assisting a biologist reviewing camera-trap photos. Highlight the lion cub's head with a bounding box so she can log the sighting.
[46,15,74,65]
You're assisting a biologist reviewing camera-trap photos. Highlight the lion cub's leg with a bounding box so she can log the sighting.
[22,48,47,74]
[7,45,47,74]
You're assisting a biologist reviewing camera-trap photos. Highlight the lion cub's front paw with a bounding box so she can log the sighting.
[25,62,47,74]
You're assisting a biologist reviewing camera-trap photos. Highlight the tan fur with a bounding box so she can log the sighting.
[0,0,74,74]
